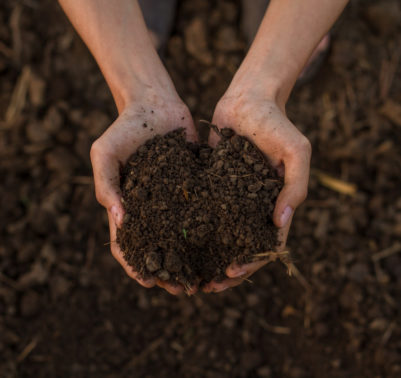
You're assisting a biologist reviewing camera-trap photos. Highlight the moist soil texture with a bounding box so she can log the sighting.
[1,0,401,377]
[117,128,283,286]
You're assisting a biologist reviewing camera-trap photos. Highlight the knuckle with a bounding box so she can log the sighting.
[215,99,236,119]
[89,139,103,163]
[286,136,312,157]
[299,136,312,156]
[297,187,309,204]
[94,187,107,207]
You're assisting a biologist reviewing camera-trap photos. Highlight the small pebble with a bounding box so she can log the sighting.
[157,270,170,281]
[221,128,234,138]
[164,252,182,273]
[253,163,264,172]
[247,182,263,193]
[145,252,162,273]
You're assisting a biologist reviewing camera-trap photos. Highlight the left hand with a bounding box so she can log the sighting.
[203,90,311,293]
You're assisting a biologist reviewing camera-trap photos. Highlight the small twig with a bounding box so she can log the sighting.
[0,40,13,58]
[287,262,311,291]
[372,242,401,262]
[381,321,396,346]
[258,318,291,335]
[17,337,39,363]
[207,172,223,179]
[199,119,223,138]
[253,250,290,259]
[311,169,357,196]
[228,174,255,178]
[0,272,18,290]
[252,250,291,268]
[5,65,31,124]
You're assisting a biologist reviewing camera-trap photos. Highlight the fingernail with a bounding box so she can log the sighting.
[280,206,293,227]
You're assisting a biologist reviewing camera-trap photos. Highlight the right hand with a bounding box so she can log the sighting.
[203,91,311,293]
[90,92,198,295]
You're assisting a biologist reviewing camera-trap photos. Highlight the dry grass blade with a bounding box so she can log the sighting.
[5,65,32,125]
[10,4,22,62]
[0,40,13,58]
[380,99,401,128]
[379,43,401,100]
[372,242,401,262]
[286,262,311,291]
[199,119,222,137]
[252,250,311,290]
[258,318,291,335]
[312,169,357,196]
[252,250,296,277]
[17,337,39,363]
[253,250,290,259]
[381,321,396,346]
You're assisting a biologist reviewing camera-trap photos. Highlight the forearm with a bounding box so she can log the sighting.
[58,0,177,111]
[229,0,349,106]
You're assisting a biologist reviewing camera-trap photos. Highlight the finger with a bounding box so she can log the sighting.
[91,142,124,227]
[203,280,229,293]
[203,275,250,293]
[273,143,311,228]
[226,259,268,278]
[156,279,184,295]
[208,111,225,147]
[276,215,292,251]
[208,129,221,148]
[107,212,155,288]
[183,122,199,144]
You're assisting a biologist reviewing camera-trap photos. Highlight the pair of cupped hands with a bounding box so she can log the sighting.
[90,85,311,295]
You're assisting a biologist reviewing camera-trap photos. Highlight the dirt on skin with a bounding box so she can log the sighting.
[117,128,283,287]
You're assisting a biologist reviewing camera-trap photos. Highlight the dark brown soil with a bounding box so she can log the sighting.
[1,0,401,377]
[117,128,283,286]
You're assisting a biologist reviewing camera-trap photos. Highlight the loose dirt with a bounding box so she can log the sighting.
[2,0,401,377]
[117,128,283,286]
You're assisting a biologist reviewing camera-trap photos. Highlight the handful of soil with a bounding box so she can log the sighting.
[116,128,284,289]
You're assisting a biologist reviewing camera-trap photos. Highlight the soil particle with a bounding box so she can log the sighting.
[145,252,162,273]
[364,1,401,36]
[184,17,213,65]
[157,270,171,281]
[164,252,183,273]
[117,128,283,286]
[20,291,40,318]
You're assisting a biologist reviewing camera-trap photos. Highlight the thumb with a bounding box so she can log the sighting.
[90,142,125,227]
[273,153,310,228]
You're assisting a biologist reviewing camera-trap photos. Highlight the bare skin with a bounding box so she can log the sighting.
[59,0,349,294]
[202,0,348,292]
[91,95,198,295]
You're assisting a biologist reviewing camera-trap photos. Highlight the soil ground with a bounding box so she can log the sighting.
[1,0,401,377]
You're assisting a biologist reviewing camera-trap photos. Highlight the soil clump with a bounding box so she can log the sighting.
[117,128,283,287]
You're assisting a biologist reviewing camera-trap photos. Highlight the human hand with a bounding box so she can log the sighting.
[90,93,198,295]
[203,92,311,293]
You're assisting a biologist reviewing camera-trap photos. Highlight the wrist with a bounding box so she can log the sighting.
[222,71,288,115]
[104,58,179,113]
[225,53,298,111]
